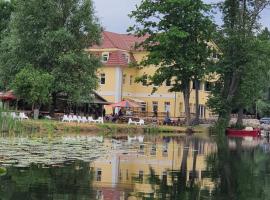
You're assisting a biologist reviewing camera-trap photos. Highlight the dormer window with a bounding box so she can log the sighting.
[123,52,130,63]
[101,52,109,63]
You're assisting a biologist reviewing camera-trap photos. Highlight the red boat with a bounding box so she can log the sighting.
[226,128,261,138]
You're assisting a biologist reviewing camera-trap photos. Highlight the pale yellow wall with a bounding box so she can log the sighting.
[92,49,213,118]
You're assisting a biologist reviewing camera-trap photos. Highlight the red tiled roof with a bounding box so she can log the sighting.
[92,31,148,51]
[93,50,135,67]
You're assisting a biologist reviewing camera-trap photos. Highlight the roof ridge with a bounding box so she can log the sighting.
[104,31,130,50]
[103,31,119,49]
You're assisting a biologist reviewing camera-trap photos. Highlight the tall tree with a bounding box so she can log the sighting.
[0,0,14,41]
[207,0,270,128]
[234,35,270,125]
[129,0,215,125]
[0,0,101,114]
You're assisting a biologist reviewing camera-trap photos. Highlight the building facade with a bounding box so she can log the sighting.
[88,31,214,119]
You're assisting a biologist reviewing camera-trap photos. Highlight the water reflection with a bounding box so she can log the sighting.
[208,135,270,200]
[1,134,270,199]
[0,161,95,199]
[91,135,217,200]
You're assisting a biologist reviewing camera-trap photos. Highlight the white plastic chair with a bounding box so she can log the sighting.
[81,116,88,123]
[88,116,94,123]
[128,118,136,125]
[10,112,18,119]
[138,136,144,143]
[72,115,78,122]
[128,136,137,143]
[68,115,73,122]
[19,112,29,120]
[138,119,145,126]
[97,117,104,124]
[77,116,82,123]
[62,115,70,122]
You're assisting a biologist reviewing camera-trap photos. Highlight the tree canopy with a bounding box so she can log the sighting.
[129,0,215,125]
[0,0,101,110]
[207,0,270,127]
[12,66,54,109]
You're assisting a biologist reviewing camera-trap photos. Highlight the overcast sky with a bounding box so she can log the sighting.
[93,0,270,33]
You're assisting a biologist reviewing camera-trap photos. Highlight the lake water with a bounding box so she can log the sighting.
[1,133,270,200]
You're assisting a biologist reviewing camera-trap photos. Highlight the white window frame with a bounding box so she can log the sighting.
[164,102,171,113]
[101,52,109,63]
[152,101,158,112]
[123,52,130,63]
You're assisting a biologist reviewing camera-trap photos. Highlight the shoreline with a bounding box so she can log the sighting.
[20,120,209,135]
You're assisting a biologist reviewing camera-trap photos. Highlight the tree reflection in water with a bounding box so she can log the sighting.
[0,161,95,200]
[133,136,210,200]
[132,134,270,200]
[207,131,270,200]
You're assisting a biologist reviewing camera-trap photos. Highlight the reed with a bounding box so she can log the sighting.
[0,109,24,135]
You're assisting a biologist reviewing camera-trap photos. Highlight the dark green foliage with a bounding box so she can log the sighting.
[129,0,215,125]
[0,0,101,106]
[0,0,14,40]
[207,0,270,125]
[12,65,54,108]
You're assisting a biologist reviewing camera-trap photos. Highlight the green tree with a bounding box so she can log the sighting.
[207,0,270,129]
[0,0,14,41]
[129,0,215,125]
[234,34,270,125]
[12,66,54,110]
[0,0,101,114]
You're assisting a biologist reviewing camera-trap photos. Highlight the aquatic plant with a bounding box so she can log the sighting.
[0,108,24,134]
[0,167,7,176]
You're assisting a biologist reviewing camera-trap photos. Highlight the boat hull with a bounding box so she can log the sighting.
[226,128,261,138]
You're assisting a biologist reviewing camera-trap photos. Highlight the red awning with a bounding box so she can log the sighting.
[0,91,17,101]
[107,100,141,108]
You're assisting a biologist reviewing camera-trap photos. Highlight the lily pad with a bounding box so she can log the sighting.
[0,167,7,176]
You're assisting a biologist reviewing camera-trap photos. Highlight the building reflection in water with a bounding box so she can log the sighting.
[90,135,217,200]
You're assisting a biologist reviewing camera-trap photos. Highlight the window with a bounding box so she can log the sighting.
[179,102,183,113]
[139,144,145,154]
[123,53,130,63]
[205,82,212,91]
[162,143,168,157]
[150,144,157,156]
[126,169,129,180]
[162,171,167,184]
[213,51,219,59]
[101,52,109,63]
[96,190,103,200]
[152,101,158,112]
[164,102,171,113]
[142,79,147,86]
[100,73,106,85]
[119,170,122,181]
[96,168,102,181]
[192,81,201,90]
[138,170,144,183]
[165,79,171,86]
[123,74,126,84]
[130,75,133,85]
[141,102,146,112]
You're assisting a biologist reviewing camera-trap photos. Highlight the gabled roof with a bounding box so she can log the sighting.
[93,50,136,67]
[91,31,148,51]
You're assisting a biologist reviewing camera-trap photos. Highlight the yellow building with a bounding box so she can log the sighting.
[91,136,217,200]
[88,31,215,119]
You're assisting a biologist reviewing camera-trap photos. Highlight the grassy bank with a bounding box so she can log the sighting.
[19,119,209,135]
